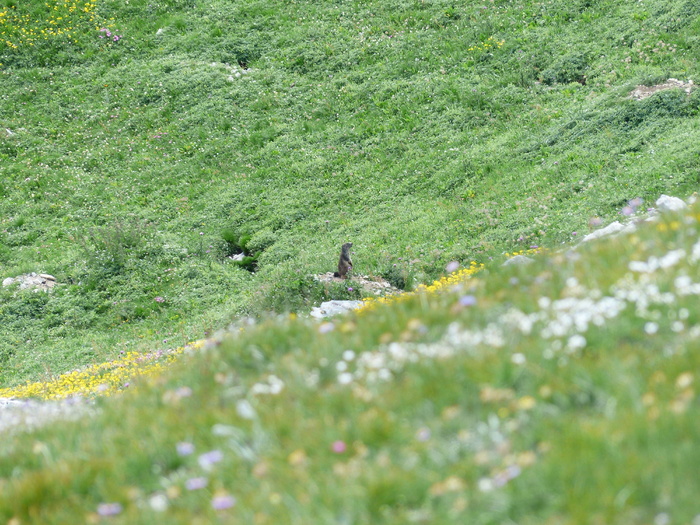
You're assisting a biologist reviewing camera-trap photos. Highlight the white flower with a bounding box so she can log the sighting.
[149,494,169,512]
[338,372,353,385]
[644,322,659,335]
[342,349,356,361]
[236,399,256,420]
[567,334,586,351]
[477,478,494,492]
[511,353,526,365]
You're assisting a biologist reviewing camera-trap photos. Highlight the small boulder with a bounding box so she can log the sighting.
[310,300,364,319]
[581,221,625,243]
[502,255,534,267]
[656,194,687,213]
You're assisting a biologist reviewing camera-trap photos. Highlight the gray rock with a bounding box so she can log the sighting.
[581,221,625,243]
[310,300,364,319]
[656,194,687,213]
[0,397,95,434]
[502,255,534,267]
[3,272,58,291]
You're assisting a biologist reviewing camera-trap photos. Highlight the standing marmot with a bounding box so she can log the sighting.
[333,242,353,279]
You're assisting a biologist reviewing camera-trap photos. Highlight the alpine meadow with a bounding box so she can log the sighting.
[1,0,700,523]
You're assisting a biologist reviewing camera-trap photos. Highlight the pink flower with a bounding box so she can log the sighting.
[185,477,208,490]
[97,503,123,516]
[459,295,477,307]
[198,450,224,470]
[212,494,237,510]
[331,440,347,453]
[176,442,195,456]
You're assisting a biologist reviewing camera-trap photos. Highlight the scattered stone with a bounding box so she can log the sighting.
[581,221,626,243]
[502,255,534,267]
[313,273,402,296]
[0,397,95,434]
[2,272,58,292]
[310,300,365,319]
[630,78,695,100]
[656,194,687,213]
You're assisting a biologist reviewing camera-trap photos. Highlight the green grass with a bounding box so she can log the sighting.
[0,0,699,518]
[2,206,700,523]
[1,0,699,385]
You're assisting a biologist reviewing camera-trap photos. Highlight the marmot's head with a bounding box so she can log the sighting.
[342,242,353,249]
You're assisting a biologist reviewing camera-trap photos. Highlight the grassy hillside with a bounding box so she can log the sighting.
[2,203,700,523]
[2,0,699,385]
[1,0,700,520]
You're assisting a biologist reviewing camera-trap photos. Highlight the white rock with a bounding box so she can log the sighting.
[2,277,15,287]
[581,221,625,243]
[310,300,364,319]
[656,194,687,213]
[502,255,534,267]
[621,222,638,234]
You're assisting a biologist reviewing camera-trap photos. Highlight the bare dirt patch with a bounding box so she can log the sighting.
[630,78,695,100]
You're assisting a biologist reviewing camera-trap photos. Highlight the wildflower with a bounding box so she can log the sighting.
[644,322,659,335]
[676,372,693,389]
[446,261,459,273]
[342,350,356,361]
[97,502,123,516]
[459,295,477,307]
[149,493,169,512]
[154,296,165,303]
[185,477,208,491]
[288,449,307,466]
[338,372,353,385]
[211,493,237,511]
[567,334,586,351]
[174,386,192,398]
[331,440,347,453]
[198,450,224,470]
[318,322,335,334]
[236,399,256,419]
[494,464,522,487]
[176,442,195,456]
[416,428,431,442]
[511,353,526,365]
[477,478,494,492]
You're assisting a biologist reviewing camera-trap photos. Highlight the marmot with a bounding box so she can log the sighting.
[333,242,353,279]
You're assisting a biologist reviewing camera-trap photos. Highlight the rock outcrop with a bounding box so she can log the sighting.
[2,273,57,292]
